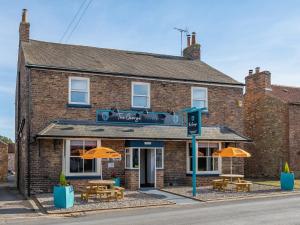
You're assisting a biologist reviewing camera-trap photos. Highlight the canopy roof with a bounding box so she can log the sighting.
[37,120,251,142]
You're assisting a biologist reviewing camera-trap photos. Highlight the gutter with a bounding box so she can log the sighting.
[25,64,245,87]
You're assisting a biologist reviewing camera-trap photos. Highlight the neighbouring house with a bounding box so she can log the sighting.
[8,143,15,173]
[16,9,250,196]
[0,140,8,182]
[244,67,300,178]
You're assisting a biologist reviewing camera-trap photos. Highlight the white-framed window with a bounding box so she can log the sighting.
[64,139,101,176]
[156,148,164,169]
[191,87,208,109]
[186,142,221,174]
[69,77,90,105]
[131,82,150,108]
[125,148,140,169]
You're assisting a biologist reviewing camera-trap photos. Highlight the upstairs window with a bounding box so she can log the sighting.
[132,82,150,108]
[191,87,208,109]
[69,77,90,105]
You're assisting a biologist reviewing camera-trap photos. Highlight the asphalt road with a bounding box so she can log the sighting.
[3,195,300,225]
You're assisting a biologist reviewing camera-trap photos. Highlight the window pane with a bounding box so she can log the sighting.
[71,91,88,103]
[198,148,207,157]
[85,141,97,151]
[71,79,87,90]
[193,89,206,99]
[133,84,148,95]
[198,157,207,171]
[125,153,131,168]
[133,96,148,107]
[84,159,97,172]
[156,149,163,168]
[70,157,84,173]
[132,148,139,168]
[70,140,84,156]
[192,100,205,108]
[189,157,193,171]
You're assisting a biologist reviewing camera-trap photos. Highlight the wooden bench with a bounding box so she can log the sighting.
[81,185,125,201]
[212,179,229,191]
[234,180,252,192]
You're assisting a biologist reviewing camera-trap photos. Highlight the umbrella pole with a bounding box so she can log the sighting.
[230,157,232,182]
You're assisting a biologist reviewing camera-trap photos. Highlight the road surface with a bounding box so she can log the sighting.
[2,195,300,225]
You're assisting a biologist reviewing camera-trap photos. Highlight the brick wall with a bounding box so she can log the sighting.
[17,65,244,195]
[156,169,164,189]
[244,72,289,178]
[0,142,8,182]
[125,169,139,190]
[288,104,300,177]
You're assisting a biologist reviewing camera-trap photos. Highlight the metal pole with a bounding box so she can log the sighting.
[192,134,197,197]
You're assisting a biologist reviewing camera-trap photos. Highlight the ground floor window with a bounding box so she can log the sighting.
[64,139,101,176]
[187,142,221,174]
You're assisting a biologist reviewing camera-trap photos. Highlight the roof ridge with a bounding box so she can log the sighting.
[28,39,186,60]
[272,84,300,89]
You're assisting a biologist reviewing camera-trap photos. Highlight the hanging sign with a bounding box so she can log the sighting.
[187,110,201,136]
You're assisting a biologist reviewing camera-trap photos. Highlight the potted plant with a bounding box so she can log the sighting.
[111,171,120,187]
[53,172,74,208]
[280,162,294,191]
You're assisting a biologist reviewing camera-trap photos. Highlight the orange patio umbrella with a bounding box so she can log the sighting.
[212,147,251,175]
[80,147,121,160]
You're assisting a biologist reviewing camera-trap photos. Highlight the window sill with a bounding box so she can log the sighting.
[66,175,102,179]
[67,104,92,108]
[186,173,220,177]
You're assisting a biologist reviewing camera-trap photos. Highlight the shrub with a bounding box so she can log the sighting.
[59,172,68,186]
[283,162,290,173]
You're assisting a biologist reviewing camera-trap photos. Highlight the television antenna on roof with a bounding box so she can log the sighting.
[174,27,189,56]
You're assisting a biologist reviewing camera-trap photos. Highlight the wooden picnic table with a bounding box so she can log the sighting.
[220,174,244,182]
[88,179,115,189]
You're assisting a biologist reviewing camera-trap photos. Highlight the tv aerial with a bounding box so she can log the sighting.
[174,27,189,56]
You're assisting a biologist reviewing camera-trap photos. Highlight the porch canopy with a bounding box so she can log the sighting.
[36,120,250,142]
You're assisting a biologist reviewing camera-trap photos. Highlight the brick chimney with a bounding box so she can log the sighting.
[245,67,272,93]
[183,32,201,60]
[19,9,30,42]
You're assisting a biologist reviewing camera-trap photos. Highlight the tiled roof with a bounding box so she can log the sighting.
[270,85,300,104]
[37,120,250,142]
[22,40,243,86]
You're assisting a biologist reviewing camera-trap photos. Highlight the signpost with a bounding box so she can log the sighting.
[186,107,206,197]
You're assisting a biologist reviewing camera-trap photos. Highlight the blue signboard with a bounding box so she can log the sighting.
[96,110,182,126]
[187,110,201,136]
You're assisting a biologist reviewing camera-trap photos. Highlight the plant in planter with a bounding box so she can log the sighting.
[111,171,120,187]
[53,172,74,208]
[280,162,295,191]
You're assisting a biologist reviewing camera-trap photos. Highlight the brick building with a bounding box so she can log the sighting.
[244,67,300,178]
[0,140,8,182]
[16,9,249,196]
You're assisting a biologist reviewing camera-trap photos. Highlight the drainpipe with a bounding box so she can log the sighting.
[27,67,31,197]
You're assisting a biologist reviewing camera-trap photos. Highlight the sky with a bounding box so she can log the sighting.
[1,0,300,140]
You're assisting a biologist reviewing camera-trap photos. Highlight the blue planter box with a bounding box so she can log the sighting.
[53,185,74,208]
[113,177,121,187]
[280,172,294,191]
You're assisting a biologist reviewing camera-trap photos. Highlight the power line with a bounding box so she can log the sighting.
[59,0,88,43]
[64,0,93,43]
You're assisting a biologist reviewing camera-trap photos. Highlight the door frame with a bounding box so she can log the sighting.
[136,147,163,189]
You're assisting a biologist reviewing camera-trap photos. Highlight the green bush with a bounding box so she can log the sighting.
[59,172,68,186]
[283,162,291,173]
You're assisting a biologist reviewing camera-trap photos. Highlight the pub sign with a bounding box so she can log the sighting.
[187,110,201,136]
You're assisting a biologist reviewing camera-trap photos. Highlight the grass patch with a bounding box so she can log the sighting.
[253,179,300,189]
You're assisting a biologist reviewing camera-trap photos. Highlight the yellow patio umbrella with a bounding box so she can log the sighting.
[212,147,251,175]
[80,147,121,160]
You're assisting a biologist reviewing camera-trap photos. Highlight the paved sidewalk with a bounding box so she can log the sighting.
[139,188,200,205]
[0,176,37,220]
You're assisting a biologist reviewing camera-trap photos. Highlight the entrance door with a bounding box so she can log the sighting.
[140,148,155,187]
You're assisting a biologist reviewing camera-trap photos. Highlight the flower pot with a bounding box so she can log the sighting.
[53,185,74,208]
[113,177,121,187]
[280,172,294,191]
